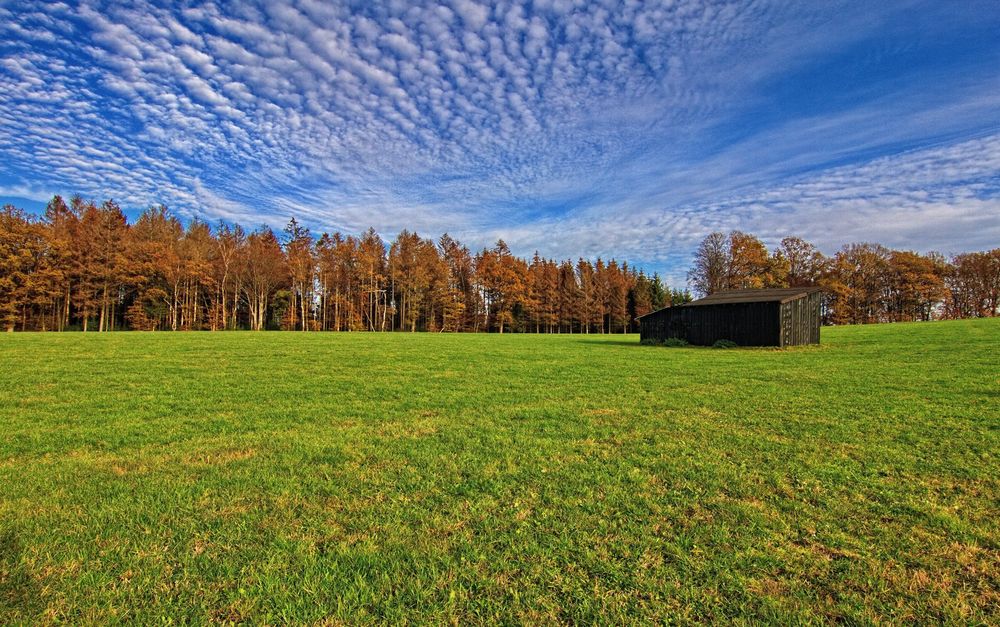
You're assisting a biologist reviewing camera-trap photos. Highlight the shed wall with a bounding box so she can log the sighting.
[778,292,822,346]
[640,302,781,346]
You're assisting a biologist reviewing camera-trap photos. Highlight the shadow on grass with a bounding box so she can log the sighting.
[0,526,41,622]
[576,338,792,351]
[574,339,642,347]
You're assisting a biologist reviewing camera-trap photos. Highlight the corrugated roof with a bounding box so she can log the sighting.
[684,287,823,306]
[638,287,822,318]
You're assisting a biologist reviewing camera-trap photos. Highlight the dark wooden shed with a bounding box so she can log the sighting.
[639,287,823,347]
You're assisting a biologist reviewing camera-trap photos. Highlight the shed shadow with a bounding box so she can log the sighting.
[573,338,642,347]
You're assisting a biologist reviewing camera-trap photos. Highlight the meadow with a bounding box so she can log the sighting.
[1,319,998,623]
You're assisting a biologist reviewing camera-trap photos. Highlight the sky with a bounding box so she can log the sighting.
[1,0,999,285]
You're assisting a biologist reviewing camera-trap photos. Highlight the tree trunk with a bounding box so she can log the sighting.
[321,278,327,331]
[99,285,107,332]
[172,282,180,331]
[220,277,227,331]
[62,285,70,332]
[301,284,307,331]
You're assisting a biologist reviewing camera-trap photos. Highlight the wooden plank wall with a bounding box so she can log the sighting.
[779,292,822,346]
[640,302,781,346]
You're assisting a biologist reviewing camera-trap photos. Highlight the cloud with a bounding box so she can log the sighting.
[0,182,53,203]
[0,0,997,286]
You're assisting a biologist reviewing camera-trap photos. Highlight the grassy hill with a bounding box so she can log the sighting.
[1,320,997,623]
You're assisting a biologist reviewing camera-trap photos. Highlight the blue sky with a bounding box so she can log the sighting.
[1,0,998,285]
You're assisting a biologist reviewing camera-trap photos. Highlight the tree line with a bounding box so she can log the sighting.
[2,198,996,333]
[688,231,999,324]
[0,197,690,333]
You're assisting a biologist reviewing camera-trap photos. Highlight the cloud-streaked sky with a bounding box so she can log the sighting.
[2,0,998,284]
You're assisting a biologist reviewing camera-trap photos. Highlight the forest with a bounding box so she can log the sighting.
[0,196,997,332]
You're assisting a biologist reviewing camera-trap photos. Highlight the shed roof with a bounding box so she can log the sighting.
[638,287,822,318]
[684,287,823,306]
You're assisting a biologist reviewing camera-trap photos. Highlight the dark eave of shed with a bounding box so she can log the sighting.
[637,287,822,318]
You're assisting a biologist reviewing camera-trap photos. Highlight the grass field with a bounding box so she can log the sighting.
[1,320,998,623]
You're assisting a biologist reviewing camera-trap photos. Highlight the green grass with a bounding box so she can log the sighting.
[1,320,998,623]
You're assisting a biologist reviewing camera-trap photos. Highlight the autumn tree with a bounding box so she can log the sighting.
[476,240,525,333]
[557,260,581,332]
[690,231,789,296]
[602,260,630,332]
[284,219,315,331]
[240,227,286,331]
[629,271,655,322]
[317,232,364,331]
[182,221,217,330]
[526,254,559,332]
[438,234,476,332]
[72,199,130,332]
[946,249,1000,318]
[390,230,442,332]
[39,196,75,330]
[314,233,335,330]
[887,251,948,321]
[355,228,388,331]
[0,206,48,332]
[777,237,826,287]
[726,231,778,289]
[590,259,610,332]
[213,222,245,330]
[688,232,728,296]
[573,260,598,333]
[130,206,183,330]
[822,243,892,324]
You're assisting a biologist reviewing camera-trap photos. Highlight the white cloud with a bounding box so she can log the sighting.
[0,0,996,285]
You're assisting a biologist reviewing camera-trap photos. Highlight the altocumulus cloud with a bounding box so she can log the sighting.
[1,0,998,283]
